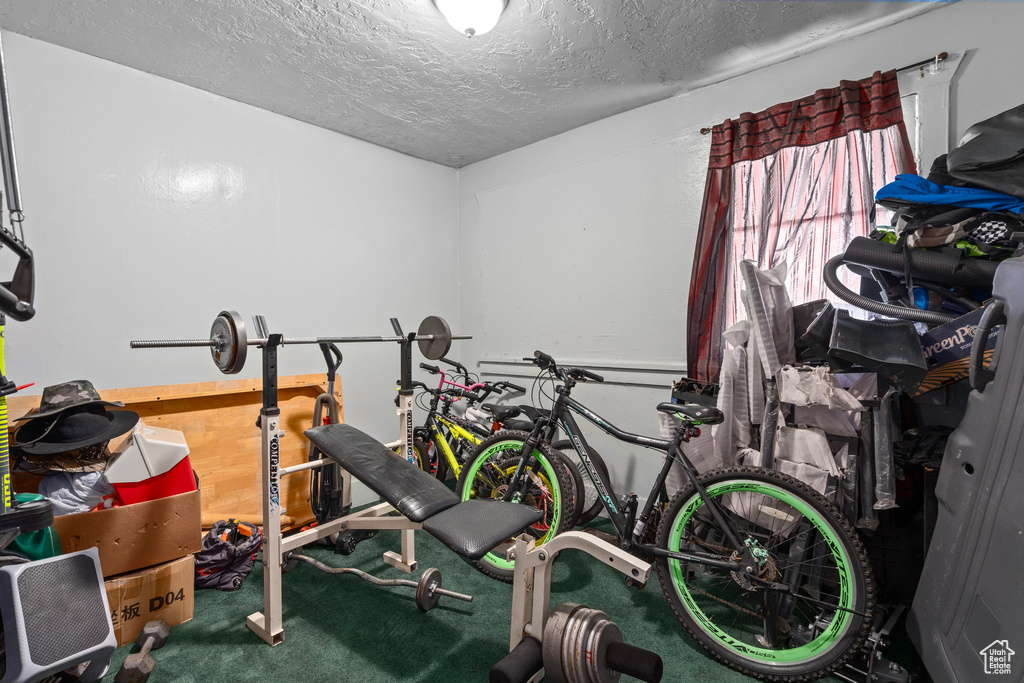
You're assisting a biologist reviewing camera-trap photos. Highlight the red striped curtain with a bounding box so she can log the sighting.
[686,70,915,383]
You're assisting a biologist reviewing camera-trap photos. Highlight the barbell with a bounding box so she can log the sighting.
[130,310,470,374]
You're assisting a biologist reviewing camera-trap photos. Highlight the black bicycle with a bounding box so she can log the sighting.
[459,351,875,681]
[412,358,600,528]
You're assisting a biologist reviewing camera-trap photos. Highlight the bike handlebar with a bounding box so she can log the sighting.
[439,356,470,378]
[533,350,555,366]
[531,351,603,383]
[569,367,604,383]
[444,387,483,402]
[420,363,440,374]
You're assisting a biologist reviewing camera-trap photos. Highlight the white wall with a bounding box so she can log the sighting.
[2,31,459,461]
[7,0,1021,506]
[456,0,1024,496]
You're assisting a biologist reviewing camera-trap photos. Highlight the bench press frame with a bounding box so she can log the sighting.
[245,330,654,660]
[246,332,424,646]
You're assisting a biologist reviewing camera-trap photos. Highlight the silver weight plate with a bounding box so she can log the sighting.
[543,602,582,683]
[417,315,452,361]
[210,310,247,374]
[562,608,587,683]
[586,613,622,683]
[564,607,602,683]
[415,567,442,611]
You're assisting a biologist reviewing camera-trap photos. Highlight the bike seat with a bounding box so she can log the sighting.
[656,402,724,425]
[482,403,522,422]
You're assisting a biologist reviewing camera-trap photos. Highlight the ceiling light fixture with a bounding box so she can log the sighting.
[433,0,508,38]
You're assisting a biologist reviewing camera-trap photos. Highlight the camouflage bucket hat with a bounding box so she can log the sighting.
[13,380,125,422]
[14,403,140,457]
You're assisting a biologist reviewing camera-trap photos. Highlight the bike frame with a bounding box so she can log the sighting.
[510,381,744,572]
[427,412,485,479]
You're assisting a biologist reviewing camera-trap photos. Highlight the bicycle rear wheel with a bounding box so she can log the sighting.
[655,466,874,681]
[457,431,574,583]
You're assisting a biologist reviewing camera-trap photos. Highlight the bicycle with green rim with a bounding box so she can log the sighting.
[458,350,875,680]
[406,365,580,551]
[408,360,524,482]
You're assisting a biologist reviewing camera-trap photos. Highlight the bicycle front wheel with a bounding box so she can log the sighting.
[457,431,574,583]
[656,466,874,681]
[551,439,609,526]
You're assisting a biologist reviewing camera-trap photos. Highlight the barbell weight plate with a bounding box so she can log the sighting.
[589,618,618,679]
[416,315,452,361]
[565,606,598,679]
[587,614,622,683]
[415,567,442,611]
[543,602,582,683]
[210,310,247,374]
[565,608,603,683]
[561,608,584,683]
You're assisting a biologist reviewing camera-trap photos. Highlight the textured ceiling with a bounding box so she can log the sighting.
[1,1,945,167]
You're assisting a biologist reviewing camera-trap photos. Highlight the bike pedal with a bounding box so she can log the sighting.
[624,576,646,590]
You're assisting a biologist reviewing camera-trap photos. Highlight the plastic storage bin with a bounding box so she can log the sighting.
[105,422,196,504]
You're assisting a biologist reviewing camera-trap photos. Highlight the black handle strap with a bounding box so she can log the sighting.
[319,343,343,380]
[0,227,34,321]
[969,300,1005,392]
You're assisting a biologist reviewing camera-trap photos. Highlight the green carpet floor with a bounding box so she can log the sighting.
[99,521,763,682]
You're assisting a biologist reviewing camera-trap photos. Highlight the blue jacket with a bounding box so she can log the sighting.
[876,174,1024,215]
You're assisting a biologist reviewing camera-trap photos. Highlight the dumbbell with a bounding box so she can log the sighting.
[114,619,171,683]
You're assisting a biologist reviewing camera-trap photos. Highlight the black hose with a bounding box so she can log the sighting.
[823,255,957,324]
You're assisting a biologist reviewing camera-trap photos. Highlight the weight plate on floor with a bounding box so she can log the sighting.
[415,567,442,611]
[282,552,300,574]
[417,315,452,361]
[210,310,247,374]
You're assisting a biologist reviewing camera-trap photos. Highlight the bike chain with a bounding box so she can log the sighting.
[687,583,763,619]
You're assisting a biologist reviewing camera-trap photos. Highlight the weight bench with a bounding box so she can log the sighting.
[304,422,543,560]
[247,420,547,646]
[249,422,658,683]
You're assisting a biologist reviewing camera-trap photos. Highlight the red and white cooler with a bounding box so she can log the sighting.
[105,422,197,504]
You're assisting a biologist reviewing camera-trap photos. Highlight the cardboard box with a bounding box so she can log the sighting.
[12,473,202,577]
[913,305,1002,397]
[106,555,194,646]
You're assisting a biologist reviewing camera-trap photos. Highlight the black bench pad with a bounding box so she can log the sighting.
[305,423,458,524]
[305,422,544,559]
[422,500,544,561]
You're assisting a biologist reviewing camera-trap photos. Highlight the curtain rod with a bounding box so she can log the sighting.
[699,51,949,135]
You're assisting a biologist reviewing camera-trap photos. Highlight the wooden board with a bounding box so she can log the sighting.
[7,375,343,530]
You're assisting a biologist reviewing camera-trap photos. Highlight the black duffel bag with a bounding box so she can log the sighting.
[195,519,263,591]
[945,103,1024,200]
